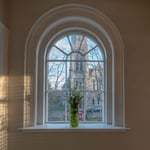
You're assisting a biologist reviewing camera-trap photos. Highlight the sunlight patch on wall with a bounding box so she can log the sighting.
[0,76,8,150]
[0,76,8,99]
[23,75,31,127]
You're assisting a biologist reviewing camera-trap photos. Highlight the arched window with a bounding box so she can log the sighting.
[24,4,125,130]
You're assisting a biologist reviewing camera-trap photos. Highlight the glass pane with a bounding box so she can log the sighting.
[55,36,71,54]
[47,61,66,90]
[47,90,66,121]
[68,34,83,50]
[84,61,104,122]
[86,37,97,51]
[47,46,67,60]
[47,61,67,121]
[87,47,104,61]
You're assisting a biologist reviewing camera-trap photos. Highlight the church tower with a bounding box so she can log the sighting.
[70,35,89,91]
[69,34,90,109]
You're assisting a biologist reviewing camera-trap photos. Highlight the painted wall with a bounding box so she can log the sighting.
[0,0,4,22]
[0,0,8,26]
[8,0,150,150]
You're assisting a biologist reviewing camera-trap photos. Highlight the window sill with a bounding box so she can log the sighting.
[18,124,129,133]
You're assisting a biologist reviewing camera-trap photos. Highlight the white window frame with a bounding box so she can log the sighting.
[45,32,105,123]
[23,4,126,131]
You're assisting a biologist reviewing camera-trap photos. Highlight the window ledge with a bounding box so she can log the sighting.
[18,124,129,133]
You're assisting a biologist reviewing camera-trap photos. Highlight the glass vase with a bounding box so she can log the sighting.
[70,106,79,128]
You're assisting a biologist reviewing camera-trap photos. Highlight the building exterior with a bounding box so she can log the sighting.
[68,35,104,111]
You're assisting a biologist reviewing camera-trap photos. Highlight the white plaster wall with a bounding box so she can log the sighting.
[8,0,150,150]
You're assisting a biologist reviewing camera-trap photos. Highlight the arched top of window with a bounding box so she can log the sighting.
[47,33,104,62]
[24,4,125,130]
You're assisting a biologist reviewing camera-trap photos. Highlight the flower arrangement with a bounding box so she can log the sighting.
[68,88,83,108]
[68,88,83,127]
